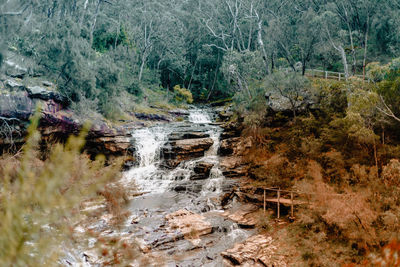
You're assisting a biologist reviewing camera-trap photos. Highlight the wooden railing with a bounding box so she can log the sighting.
[257,187,344,219]
[281,67,370,82]
[260,187,306,219]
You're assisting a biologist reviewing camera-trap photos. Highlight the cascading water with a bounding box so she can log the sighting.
[120,126,171,193]
[188,109,212,124]
[62,108,254,267]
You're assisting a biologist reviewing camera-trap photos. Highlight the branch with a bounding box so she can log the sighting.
[376,95,400,123]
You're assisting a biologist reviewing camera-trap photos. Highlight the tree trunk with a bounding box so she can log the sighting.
[338,45,349,79]
[90,0,102,45]
[257,21,269,75]
[363,15,370,82]
[138,54,146,82]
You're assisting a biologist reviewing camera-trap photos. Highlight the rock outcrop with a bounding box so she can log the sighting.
[190,161,214,180]
[226,204,258,228]
[221,234,286,266]
[0,77,134,157]
[265,90,316,116]
[162,138,214,168]
[166,209,212,244]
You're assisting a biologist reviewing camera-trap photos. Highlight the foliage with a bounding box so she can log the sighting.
[0,114,122,266]
[173,85,193,104]
[93,25,129,53]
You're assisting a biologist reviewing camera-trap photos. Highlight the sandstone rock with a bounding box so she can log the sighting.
[41,81,54,87]
[221,234,286,266]
[4,60,28,78]
[162,138,213,168]
[220,156,247,178]
[166,209,212,243]
[94,136,132,153]
[265,90,316,116]
[190,161,214,180]
[226,204,258,228]
[135,112,171,122]
[4,79,25,91]
[219,137,241,156]
[168,131,210,141]
[168,109,190,116]
[26,86,69,106]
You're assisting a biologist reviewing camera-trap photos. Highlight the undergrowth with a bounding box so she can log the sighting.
[0,113,134,266]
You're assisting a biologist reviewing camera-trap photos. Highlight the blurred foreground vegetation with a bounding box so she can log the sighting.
[0,113,135,266]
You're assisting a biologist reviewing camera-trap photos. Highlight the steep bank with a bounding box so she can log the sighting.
[217,86,400,266]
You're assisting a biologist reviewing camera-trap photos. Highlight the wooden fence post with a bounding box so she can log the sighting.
[339,73,341,81]
[325,71,328,80]
[290,191,294,217]
[263,189,266,214]
[277,189,281,219]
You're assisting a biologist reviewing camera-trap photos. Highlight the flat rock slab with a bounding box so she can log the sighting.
[226,204,259,228]
[221,234,287,266]
[168,132,210,141]
[166,209,212,244]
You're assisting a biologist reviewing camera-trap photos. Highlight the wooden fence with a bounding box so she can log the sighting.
[282,68,370,82]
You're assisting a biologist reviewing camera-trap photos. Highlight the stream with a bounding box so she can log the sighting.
[64,108,253,266]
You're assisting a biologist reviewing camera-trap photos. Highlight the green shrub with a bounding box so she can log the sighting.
[173,85,193,104]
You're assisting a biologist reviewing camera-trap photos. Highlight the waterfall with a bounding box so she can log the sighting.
[201,128,224,196]
[121,127,171,193]
[188,110,212,124]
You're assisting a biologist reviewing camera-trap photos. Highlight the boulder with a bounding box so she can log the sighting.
[219,137,240,156]
[4,60,28,78]
[226,204,258,228]
[221,234,286,266]
[0,93,34,120]
[190,161,214,180]
[26,86,69,106]
[4,79,25,91]
[220,156,247,178]
[166,209,212,242]
[162,138,214,168]
[265,91,315,116]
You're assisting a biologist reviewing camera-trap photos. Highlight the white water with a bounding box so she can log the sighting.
[121,127,171,193]
[201,128,224,196]
[189,110,212,124]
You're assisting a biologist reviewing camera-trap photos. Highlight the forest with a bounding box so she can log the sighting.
[1,0,400,266]
[1,0,399,115]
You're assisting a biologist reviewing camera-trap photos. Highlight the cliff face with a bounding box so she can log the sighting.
[0,75,136,157]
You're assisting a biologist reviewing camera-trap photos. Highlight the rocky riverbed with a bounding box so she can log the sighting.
[59,109,287,266]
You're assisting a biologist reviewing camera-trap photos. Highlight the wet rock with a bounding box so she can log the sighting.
[218,110,234,122]
[190,161,214,180]
[166,209,212,243]
[226,204,258,228]
[220,156,247,178]
[135,112,171,122]
[221,234,286,266]
[163,138,214,168]
[168,132,210,141]
[168,109,190,116]
[219,137,240,156]
[172,180,204,193]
